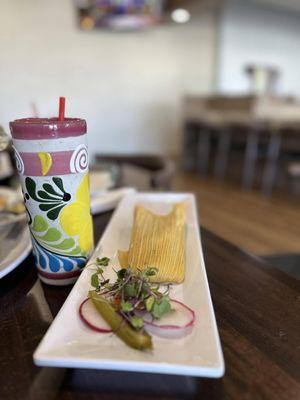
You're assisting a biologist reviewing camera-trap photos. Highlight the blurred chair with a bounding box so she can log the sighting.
[182,95,300,194]
[286,157,300,195]
[183,95,254,180]
[95,154,176,190]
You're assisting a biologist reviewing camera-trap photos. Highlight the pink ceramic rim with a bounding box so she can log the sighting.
[38,268,82,280]
[10,118,86,139]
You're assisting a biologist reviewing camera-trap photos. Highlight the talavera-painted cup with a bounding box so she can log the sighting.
[10,118,94,285]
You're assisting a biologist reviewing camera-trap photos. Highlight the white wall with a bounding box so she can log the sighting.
[0,0,217,158]
[217,0,300,97]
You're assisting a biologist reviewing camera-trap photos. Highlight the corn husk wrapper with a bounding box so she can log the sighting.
[118,203,186,283]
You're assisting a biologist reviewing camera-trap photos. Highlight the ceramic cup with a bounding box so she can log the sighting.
[10,118,94,285]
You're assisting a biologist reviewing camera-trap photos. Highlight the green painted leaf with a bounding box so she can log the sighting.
[25,177,39,201]
[66,246,81,255]
[32,215,48,232]
[50,238,75,250]
[34,238,82,257]
[46,205,65,220]
[25,177,50,203]
[42,183,63,198]
[52,177,66,193]
[39,227,62,242]
[39,203,60,211]
[37,190,60,201]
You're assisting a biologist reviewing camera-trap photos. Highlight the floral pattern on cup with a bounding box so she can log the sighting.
[25,177,72,220]
[32,239,86,273]
[31,215,82,256]
[25,173,93,261]
[60,173,93,254]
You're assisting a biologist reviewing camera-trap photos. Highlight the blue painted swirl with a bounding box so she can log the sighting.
[32,239,86,273]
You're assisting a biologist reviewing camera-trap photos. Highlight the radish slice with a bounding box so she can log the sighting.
[143,299,195,339]
[79,298,113,333]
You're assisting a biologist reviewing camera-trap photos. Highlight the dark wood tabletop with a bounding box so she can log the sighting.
[0,211,299,400]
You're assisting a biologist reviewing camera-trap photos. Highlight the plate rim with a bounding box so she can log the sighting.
[0,228,32,279]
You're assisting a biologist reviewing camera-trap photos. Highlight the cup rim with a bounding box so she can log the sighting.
[10,118,87,139]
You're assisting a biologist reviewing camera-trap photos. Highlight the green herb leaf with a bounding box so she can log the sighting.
[145,267,158,277]
[97,267,104,274]
[141,287,149,299]
[130,315,144,330]
[121,301,133,312]
[91,273,99,288]
[96,257,110,266]
[117,268,128,280]
[124,283,137,297]
[146,296,155,312]
[151,297,171,319]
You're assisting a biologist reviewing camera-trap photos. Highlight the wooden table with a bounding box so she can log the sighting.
[1,212,300,400]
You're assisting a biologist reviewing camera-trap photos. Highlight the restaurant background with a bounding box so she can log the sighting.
[0,0,299,250]
[0,0,216,156]
[1,0,300,158]
[1,1,300,399]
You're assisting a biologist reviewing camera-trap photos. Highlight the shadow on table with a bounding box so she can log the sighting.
[30,367,223,400]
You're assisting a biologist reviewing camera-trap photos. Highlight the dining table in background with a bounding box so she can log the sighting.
[183,95,300,194]
[1,209,299,400]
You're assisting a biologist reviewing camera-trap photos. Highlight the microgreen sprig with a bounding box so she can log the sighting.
[90,257,172,331]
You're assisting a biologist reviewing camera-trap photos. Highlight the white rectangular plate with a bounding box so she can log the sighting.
[34,193,224,377]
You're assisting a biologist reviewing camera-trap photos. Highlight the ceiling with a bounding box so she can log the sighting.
[245,0,300,13]
[166,0,300,16]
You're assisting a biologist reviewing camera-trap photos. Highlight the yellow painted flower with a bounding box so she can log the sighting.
[60,174,93,254]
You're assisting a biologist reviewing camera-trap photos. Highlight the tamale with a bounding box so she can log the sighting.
[118,202,186,283]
